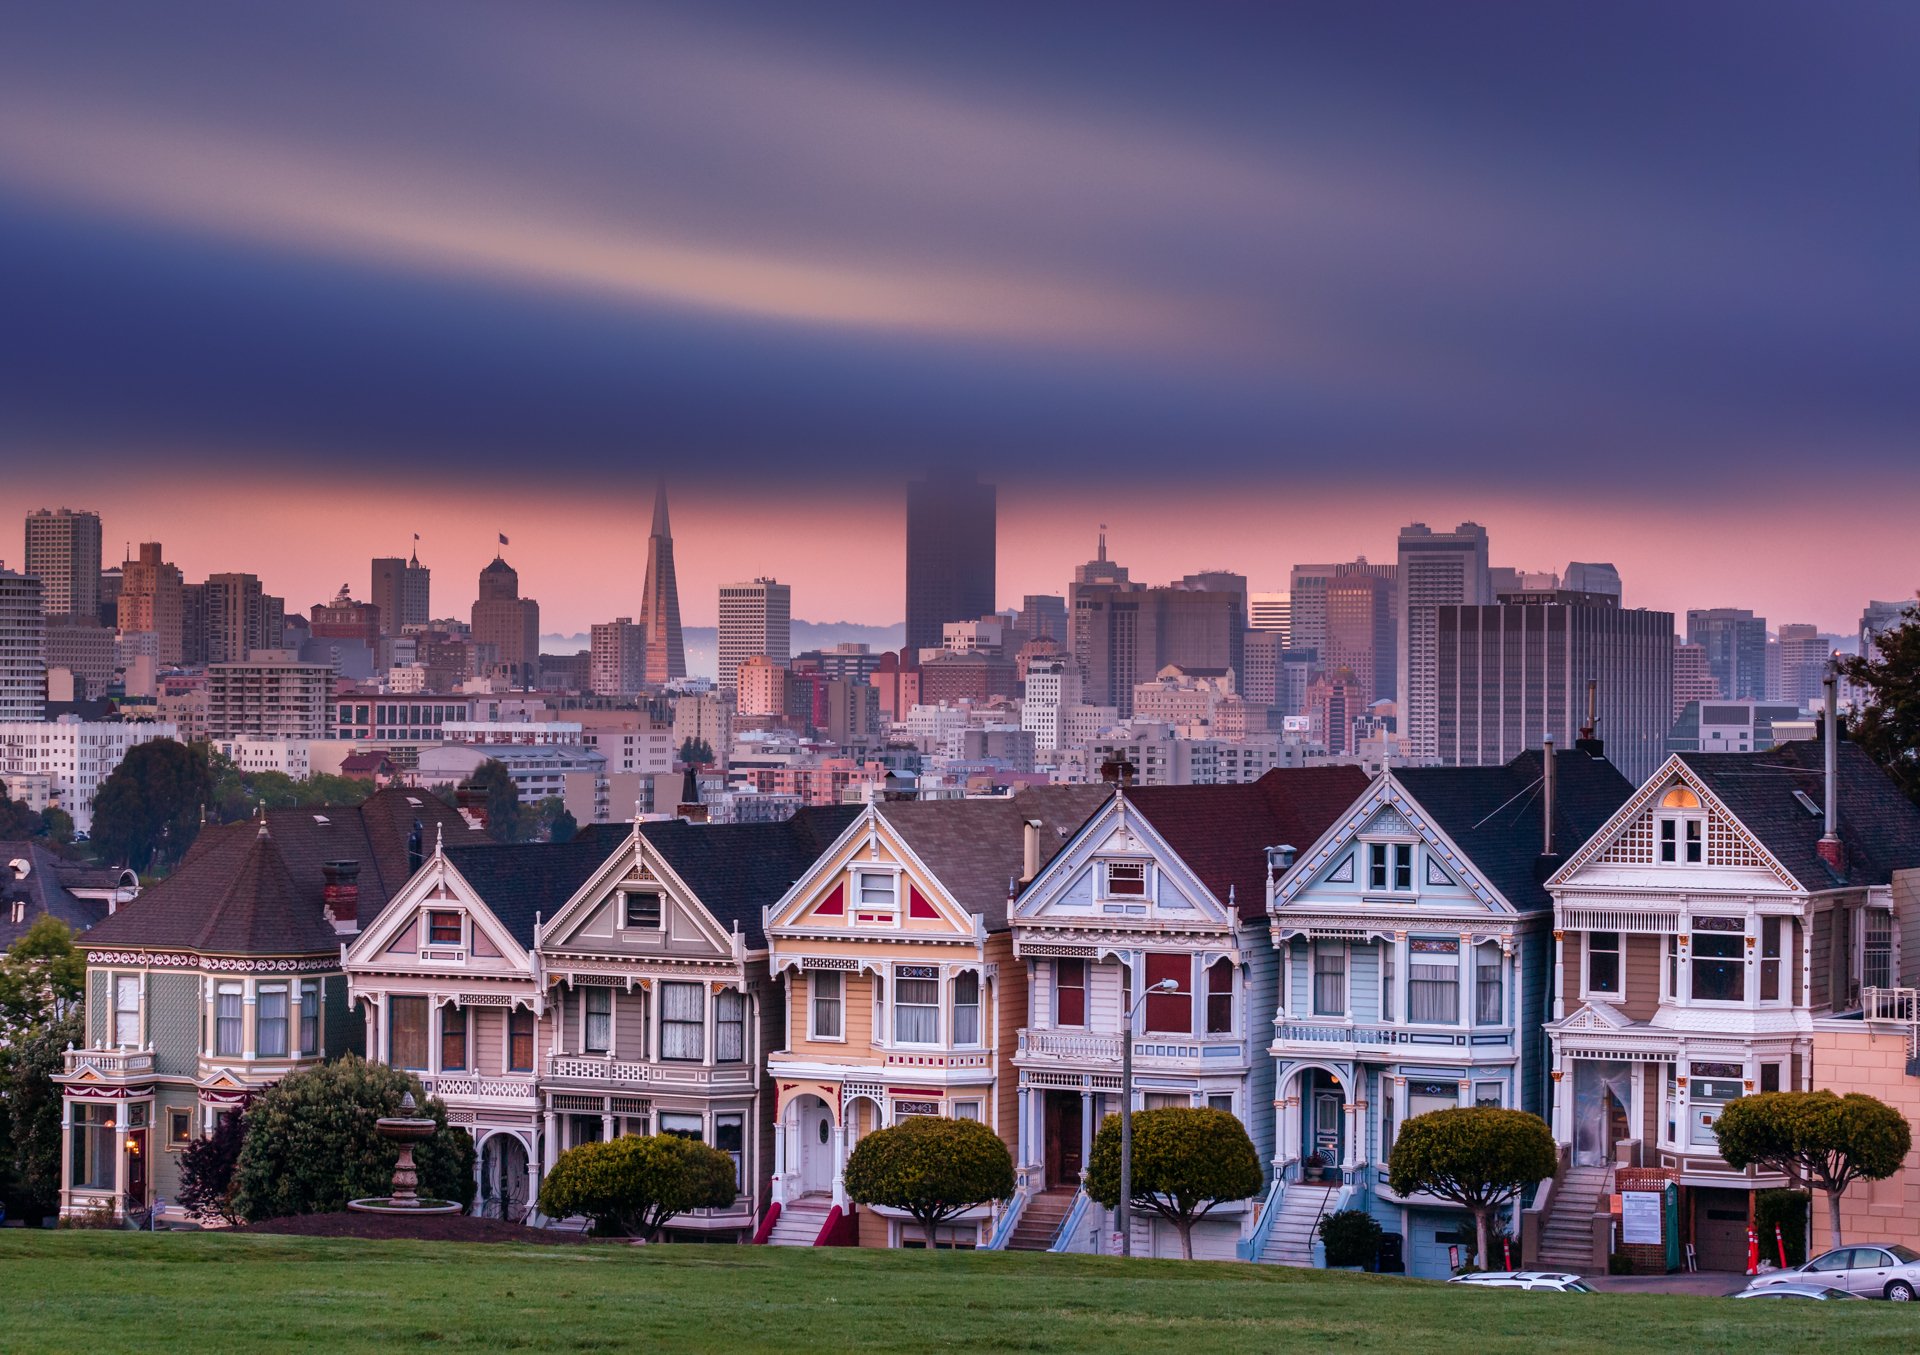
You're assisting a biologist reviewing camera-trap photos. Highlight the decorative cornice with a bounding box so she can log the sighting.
[83,950,340,974]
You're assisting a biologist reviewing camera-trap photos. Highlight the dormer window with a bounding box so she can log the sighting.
[1104,861,1148,897]
[855,871,899,924]
[622,891,663,930]
[1657,787,1704,864]
[426,910,462,946]
[1368,843,1413,892]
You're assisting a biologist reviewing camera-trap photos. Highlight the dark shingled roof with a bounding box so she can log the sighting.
[877,786,1112,929]
[1679,740,1920,888]
[1397,748,1635,912]
[78,788,485,957]
[443,825,629,949]
[1127,766,1373,920]
[642,805,863,948]
[0,842,119,946]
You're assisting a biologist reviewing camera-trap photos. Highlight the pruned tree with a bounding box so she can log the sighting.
[842,1115,1015,1251]
[1840,599,1920,804]
[1714,1090,1911,1248]
[1386,1107,1556,1270]
[538,1133,738,1238]
[1086,1107,1264,1260]
[177,1099,251,1225]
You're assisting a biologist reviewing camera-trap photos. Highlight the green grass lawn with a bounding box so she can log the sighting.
[2,1231,1912,1353]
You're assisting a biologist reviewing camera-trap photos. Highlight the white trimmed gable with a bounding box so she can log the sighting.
[1013,795,1230,932]
[1277,774,1507,915]
[344,848,530,977]
[766,806,980,941]
[535,826,736,961]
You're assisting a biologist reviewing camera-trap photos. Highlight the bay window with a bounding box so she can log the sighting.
[1586,932,1620,995]
[715,989,745,1063]
[113,974,141,1047]
[952,972,981,1046]
[1475,944,1502,1025]
[1760,918,1782,1001]
[440,1005,467,1070]
[1312,944,1345,1017]
[1408,940,1459,1024]
[659,1112,703,1141]
[1205,958,1233,1034]
[299,979,321,1055]
[1054,959,1087,1027]
[1143,954,1192,1034]
[893,966,940,1044]
[508,1007,534,1072]
[1381,944,1395,1021]
[1690,919,1744,1002]
[70,1103,116,1189]
[389,995,429,1069]
[257,984,289,1058]
[661,982,705,1061]
[809,971,843,1041]
[1689,1062,1743,1146]
[715,1113,745,1190]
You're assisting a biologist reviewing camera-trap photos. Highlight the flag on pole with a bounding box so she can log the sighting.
[413,533,420,542]
[499,533,509,546]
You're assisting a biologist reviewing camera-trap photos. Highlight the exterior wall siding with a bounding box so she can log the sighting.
[1621,934,1661,1022]
[986,929,1022,1150]
[149,972,200,1077]
[1242,928,1278,1168]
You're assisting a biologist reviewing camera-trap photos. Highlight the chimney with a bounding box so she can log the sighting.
[455,782,489,831]
[1817,672,1847,876]
[322,859,361,933]
[1099,752,1137,788]
[1574,678,1605,758]
[1541,735,1557,858]
[677,763,708,824]
[1021,818,1043,885]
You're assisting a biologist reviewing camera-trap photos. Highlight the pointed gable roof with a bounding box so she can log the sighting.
[875,786,1110,928]
[1395,748,1633,912]
[441,824,628,949]
[638,804,860,949]
[0,841,111,945]
[1126,766,1371,920]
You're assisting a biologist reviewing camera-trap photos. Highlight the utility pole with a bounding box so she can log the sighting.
[1119,975,1179,1258]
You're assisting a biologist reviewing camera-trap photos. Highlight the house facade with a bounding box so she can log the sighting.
[763,785,1106,1248]
[1006,767,1369,1259]
[1269,747,1630,1277]
[1543,739,1920,1270]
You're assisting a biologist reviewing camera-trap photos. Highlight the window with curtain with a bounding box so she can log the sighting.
[1312,944,1345,1017]
[659,1112,703,1140]
[661,982,705,1061]
[389,995,429,1069]
[1206,959,1233,1034]
[1381,944,1396,1021]
[256,984,289,1057]
[427,910,461,945]
[1054,959,1087,1026]
[70,1103,115,1189]
[1408,940,1459,1023]
[952,972,981,1045]
[113,974,141,1047]
[440,1006,467,1070]
[810,971,842,1039]
[714,989,745,1063]
[894,967,940,1044]
[1143,954,1191,1034]
[583,987,612,1052]
[1691,919,1744,1002]
[299,980,321,1054]
[508,1006,534,1071]
[215,983,243,1056]
[1475,947,1502,1024]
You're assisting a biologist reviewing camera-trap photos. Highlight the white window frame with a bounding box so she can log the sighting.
[424,907,465,948]
[620,889,664,932]
[1311,942,1348,1018]
[1101,860,1150,900]
[951,971,982,1047]
[112,973,142,1048]
[852,869,901,926]
[1581,931,1623,1003]
[892,966,942,1047]
[808,970,845,1043]
[1657,815,1704,865]
[1366,841,1416,894]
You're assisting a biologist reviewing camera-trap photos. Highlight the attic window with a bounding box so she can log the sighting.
[405,797,423,806]
[1659,787,1700,810]
[623,891,663,930]
[1792,790,1821,817]
[1104,862,1148,897]
[312,814,330,826]
[426,911,462,945]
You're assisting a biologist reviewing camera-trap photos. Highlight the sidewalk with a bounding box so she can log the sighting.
[1585,1270,1750,1296]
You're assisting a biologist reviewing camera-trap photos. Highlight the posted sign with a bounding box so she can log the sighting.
[1621,1190,1663,1246]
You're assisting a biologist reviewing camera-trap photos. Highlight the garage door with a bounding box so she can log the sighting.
[1691,1188,1750,1271]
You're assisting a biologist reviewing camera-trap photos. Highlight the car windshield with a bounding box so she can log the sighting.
[1561,1280,1595,1292]
[1889,1245,1920,1265]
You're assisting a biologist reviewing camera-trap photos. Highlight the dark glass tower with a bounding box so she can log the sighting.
[904,471,996,654]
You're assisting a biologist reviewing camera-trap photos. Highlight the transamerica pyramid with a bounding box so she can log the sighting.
[639,478,685,683]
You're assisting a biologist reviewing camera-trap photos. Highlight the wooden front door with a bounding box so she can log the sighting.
[126,1128,148,1208]
[1044,1091,1084,1188]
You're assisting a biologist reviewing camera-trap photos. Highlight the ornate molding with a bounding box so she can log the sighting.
[82,950,339,974]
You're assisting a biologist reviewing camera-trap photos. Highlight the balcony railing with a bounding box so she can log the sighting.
[420,1074,536,1100]
[1861,986,1920,1024]
[1018,1029,1122,1062]
[1272,1022,1402,1048]
[1016,1028,1247,1066]
[61,1046,155,1078]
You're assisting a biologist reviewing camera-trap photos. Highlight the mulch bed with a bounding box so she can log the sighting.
[237,1212,609,1244]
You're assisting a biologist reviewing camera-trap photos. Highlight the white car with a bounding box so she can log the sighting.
[1747,1244,1920,1301]
[1733,1282,1857,1301]
[1447,1271,1595,1292]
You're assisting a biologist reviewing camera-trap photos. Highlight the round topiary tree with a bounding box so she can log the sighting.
[1386,1106,1556,1271]
[228,1055,475,1221]
[1318,1207,1384,1268]
[841,1115,1015,1251]
[1085,1106,1264,1260]
[538,1133,738,1238]
[1714,1090,1911,1249]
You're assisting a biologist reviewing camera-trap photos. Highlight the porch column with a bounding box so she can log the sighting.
[830,1120,848,1208]
[541,1111,558,1173]
[112,1105,128,1214]
[1343,1097,1362,1171]
[1079,1089,1094,1179]
[1550,1055,1570,1143]
[288,982,304,1060]
[600,1112,614,1141]
[1551,930,1565,1021]
[772,1109,788,1203]
[58,1098,73,1215]
[526,1150,541,1218]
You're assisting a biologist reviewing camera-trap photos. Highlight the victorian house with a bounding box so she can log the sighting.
[1541,736,1920,1271]
[59,788,479,1221]
[1267,746,1630,1277]
[762,785,1106,1249]
[1004,767,1369,1259]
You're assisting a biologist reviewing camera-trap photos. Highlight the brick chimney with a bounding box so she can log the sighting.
[1099,753,1137,788]
[1817,673,1848,877]
[455,782,489,831]
[322,859,361,933]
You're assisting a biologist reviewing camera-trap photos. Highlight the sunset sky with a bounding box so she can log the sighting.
[2,2,1916,633]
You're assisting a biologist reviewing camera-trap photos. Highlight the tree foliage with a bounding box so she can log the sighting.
[1386,1107,1556,1269]
[89,738,210,872]
[464,759,527,843]
[228,1055,475,1221]
[1085,1107,1264,1259]
[0,1009,82,1223]
[1841,599,1920,803]
[677,738,714,767]
[1319,1208,1384,1268]
[178,1100,251,1225]
[0,916,87,1037]
[207,753,375,824]
[538,1133,738,1238]
[842,1115,1015,1250]
[1714,1091,1910,1248]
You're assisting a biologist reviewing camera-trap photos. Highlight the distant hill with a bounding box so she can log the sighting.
[540,621,905,681]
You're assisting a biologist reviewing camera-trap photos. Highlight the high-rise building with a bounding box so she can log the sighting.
[1672,639,1720,719]
[117,543,185,665]
[206,572,277,663]
[904,471,995,654]
[371,548,431,636]
[1435,591,1674,783]
[640,481,685,684]
[1021,653,1084,753]
[1241,629,1282,705]
[1325,564,1397,706]
[736,655,788,718]
[1859,600,1908,662]
[1775,623,1830,709]
[24,508,102,622]
[1562,562,1622,601]
[717,578,792,692]
[470,556,540,685]
[309,587,383,647]
[1286,564,1337,656]
[1397,522,1491,759]
[589,617,648,696]
[1307,669,1361,756]
[1074,571,1245,718]
[1687,607,1769,701]
[0,568,47,721]
[1017,594,1068,646]
[206,653,331,740]
[1249,591,1291,642]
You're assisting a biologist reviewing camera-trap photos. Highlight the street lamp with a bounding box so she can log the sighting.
[1120,975,1180,1258]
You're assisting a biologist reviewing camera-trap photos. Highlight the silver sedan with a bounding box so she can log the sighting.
[1748,1244,1920,1300]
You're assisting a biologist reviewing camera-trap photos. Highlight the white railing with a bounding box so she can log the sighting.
[547,1056,652,1084]
[62,1046,155,1077]
[1860,987,1920,1062]
[1017,1028,1245,1065]
[420,1075,536,1100]
[1272,1022,1398,1047]
[1017,1029,1122,1062]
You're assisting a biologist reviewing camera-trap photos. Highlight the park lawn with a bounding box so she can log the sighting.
[1,1231,1913,1353]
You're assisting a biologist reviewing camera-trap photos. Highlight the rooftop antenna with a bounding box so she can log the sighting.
[1098,524,1108,562]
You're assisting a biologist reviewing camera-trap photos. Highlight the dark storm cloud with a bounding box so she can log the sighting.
[0,0,1915,489]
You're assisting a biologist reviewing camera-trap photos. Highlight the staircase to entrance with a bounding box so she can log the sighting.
[766,1196,833,1246]
[1260,1184,1337,1266]
[1536,1164,1610,1271]
[1006,1187,1078,1251]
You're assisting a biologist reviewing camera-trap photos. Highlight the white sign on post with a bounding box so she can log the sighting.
[1621,1190,1663,1246]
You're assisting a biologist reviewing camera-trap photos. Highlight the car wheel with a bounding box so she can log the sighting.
[1886,1281,1915,1302]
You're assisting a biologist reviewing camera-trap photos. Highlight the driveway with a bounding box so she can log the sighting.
[1585,1270,1750,1296]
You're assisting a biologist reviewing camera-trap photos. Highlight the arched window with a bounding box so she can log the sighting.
[1206,958,1234,1034]
[1657,786,1705,863]
[1660,786,1701,810]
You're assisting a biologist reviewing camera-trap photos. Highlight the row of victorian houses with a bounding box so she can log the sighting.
[48,723,1920,1276]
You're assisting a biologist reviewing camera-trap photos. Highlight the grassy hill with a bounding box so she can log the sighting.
[2,1231,1907,1353]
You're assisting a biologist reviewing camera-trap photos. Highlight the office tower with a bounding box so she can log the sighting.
[97,566,122,629]
[1325,564,1397,706]
[1017,594,1068,646]
[206,654,331,739]
[1397,522,1491,759]
[640,481,686,683]
[309,587,382,646]
[1672,639,1720,720]
[1687,607,1768,701]
[736,655,788,718]
[1307,670,1361,756]
[1860,599,1908,660]
[117,543,185,665]
[0,567,47,721]
[24,508,102,621]
[1489,566,1559,595]
[1278,648,1318,719]
[904,470,996,654]
[1286,564,1337,656]
[1241,629,1282,704]
[205,572,276,663]
[470,555,540,684]
[1775,623,1829,709]
[1068,531,1134,678]
[1562,562,1622,601]
[371,548,431,636]
[1249,591,1291,642]
[1435,591,1674,784]
[589,617,648,696]
[1021,653,1084,753]
[1075,577,1245,718]
[717,578,792,692]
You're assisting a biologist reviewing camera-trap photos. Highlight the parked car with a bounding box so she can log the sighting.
[1447,1271,1596,1293]
[1747,1244,1920,1301]
[1732,1283,1857,1301]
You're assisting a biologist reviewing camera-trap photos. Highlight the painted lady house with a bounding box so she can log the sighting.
[1001,767,1368,1258]
[57,789,481,1221]
[762,786,1106,1249]
[1540,730,1920,1272]
[1266,744,1630,1276]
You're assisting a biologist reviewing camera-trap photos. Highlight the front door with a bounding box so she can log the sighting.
[1312,1088,1343,1165]
[1044,1091,1084,1189]
[798,1099,834,1197]
[481,1135,531,1221]
[126,1128,148,1208]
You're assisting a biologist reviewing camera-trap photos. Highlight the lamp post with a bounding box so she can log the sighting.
[1120,976,1181,1258]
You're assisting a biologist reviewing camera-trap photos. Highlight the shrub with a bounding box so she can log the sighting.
[1318,1208,1382,1268]
[842,1116,1015,1251]
[228,1055,474,1221]
[1754,1188,1811,1268]
[1607,1251,1634,1275]
[1086,1107,1264,1260]
[177,1101,250,1225]
[1386,1107,1556,1270]
[538,1133,738,1238]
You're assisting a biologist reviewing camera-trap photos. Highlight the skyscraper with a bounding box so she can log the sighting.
[904,471,995,654]
[1562,562,1622,601]
[1397,522,1491,759]
[640,481,685,684]
[371,547,431,636]
[589,617,647,696]
[471,554,540,684]
[717,578,792,692]
[1286,564,1337,656]
[1017,594,1068,646]
[1249,591,1291,642]
[204,572,274,663]
[1073,570,1244,717]
[118,543,185,665]
[1687,607,1769,701]
[1775,623,1830,709]
[0,567,47,721]
[24,508,102,622]
[1672,639,1720,719]
[1325,564,1397,706]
